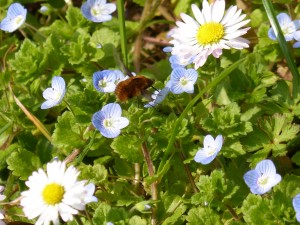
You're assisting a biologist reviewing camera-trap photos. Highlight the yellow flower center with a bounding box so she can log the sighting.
[42,183,65,205]
[196,22,224,45]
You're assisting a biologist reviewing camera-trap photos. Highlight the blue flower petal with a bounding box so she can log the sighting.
[170,82,184,94]
[293,194,300,213]
[41,76,66,109]
[185,69,198,83]
[52,76,66,93]
[163,46,172,52]
[268,28,276,41]
[243,170,259,188]
[91,110,106,131]
[100,126,121,138]
[81,0,116,23]
[101,103,122,118]
[0,3,27,32]
[293,42,300,48]
[41,100,58,109]
[93,70,117,92]
[277,13,291,25]
[243,159,281,195]
[255,159,276,177]
[194,149,216,164]
[92,103,129,138]
[170,67,186,81]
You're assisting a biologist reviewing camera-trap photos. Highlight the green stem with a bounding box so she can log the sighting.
[117,0,128,67]
[64,100,76,117]
[157,57,246,175]
[74,130,97,166]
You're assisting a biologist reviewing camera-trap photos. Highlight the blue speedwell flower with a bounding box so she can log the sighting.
[92,103,129,138]
[268,13,300,41]
[0,3,27,32]
[166,67,198,94]
[41,76,66,109]
[93,70,125,93]
[194,135,223,165]
[144,87,170,108]
[293,30,300,48]
[243,159,281,195]
[81,0,116,23]
[293,194,300,222]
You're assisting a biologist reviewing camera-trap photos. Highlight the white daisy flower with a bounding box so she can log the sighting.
[41,76,66,109]
[21,161,97,225]
[0,3,27,33]
[243,159,281,195]
[268,13,300,42]
[81,0,116,23]
[194,135,223,165]
[170,0,250,69]
[92,103,129,138]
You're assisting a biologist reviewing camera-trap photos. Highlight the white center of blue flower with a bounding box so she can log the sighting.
[206,145,216,156]
[258,174,269,186]
[103,118,114,128]
[91,4,105,17]
[179,77,189,86]
[50,89,62,101]
[98,77,108,88]
[14,15,24,25]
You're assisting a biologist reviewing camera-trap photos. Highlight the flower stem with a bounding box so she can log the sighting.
[64,100,76,117]
[141,142,157,225]
[178,150,198,193]
[117,0,128,67]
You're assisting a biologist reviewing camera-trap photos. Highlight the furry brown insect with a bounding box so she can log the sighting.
[115,76,154,102]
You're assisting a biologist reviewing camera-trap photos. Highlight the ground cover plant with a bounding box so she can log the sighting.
[1,0,300,224]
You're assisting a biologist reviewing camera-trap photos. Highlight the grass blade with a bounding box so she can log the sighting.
[262,0,300,98]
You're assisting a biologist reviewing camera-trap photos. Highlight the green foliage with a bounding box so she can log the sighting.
[7,148,41,180]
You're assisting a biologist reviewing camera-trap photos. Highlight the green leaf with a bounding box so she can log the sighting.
[52,111,85,155]
[90,27,120,64]
[7,149,41,180]
[174,0,192,16]
[66,6,86,28]
[93,203,111,225]
[129,216,147,225]
[111,135,144,163]
[243,113,300,165]
[61,28,90,65]
[9,39,43,83]
[0,143,18,171]
[250,9,267,28]
[186,206,222,225]
[241,194,288,224]
[201,102,253,138]
[79,164,108,185]
[292,152,300,166]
